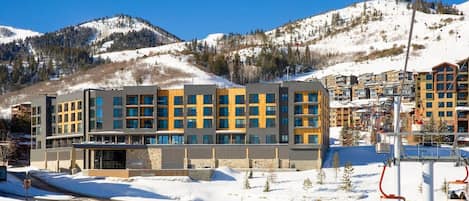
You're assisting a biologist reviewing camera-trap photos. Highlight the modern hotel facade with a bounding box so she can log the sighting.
[30,81,329,171]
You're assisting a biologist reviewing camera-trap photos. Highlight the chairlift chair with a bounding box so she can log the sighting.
[447,166,469,201]
[376,131,391,154]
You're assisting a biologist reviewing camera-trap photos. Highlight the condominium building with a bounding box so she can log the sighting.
[30,81,330,172]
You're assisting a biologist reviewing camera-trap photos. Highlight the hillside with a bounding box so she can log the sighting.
[0,25,41,44]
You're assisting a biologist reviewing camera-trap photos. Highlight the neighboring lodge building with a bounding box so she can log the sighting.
[30,81,330,172]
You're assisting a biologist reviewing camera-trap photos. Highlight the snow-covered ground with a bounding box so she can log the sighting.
[0,25,41,44]
[0,172,72,200]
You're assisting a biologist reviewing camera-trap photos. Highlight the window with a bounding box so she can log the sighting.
[158,135,169,144]
[202,107,212,116]
[89,98,95,107]
[281,106,288,113]
[438,111,445,117]
[447,111,453,117]
[77,101,82,110]
[203,135,213,144]
[187,119,197,128]
[126,119,138,128]
[174,108,183,117]
[113,108,122,118]
[113,120,122,129]
[89,110,95,118]
[127,108,138,117]
[158,108,168,117]
[437,74,444,81]
[141,107,153,116]
[141,119,153,128]
[426,102,432,108]
[219,95,229,104]
[219,119,229,128]
[266,135,276,144]
[58,105,63,112]
[217,135,230,144]
[235,107,245,116]
[266,106,276,115]
[426,83,433,90]
[219,107,228,116]
[281,93,288,101]
[426,74,432,80]
[294,117,303,127]
[308,93,318,102]
[308,105,318,115]
[142,95,153,105]
[447,102,453,108]
[158,120,168,129]
[235,95,245,104]
[294,93,303,102]
[266,93,276,103]
[447,84,453,90]
[294,135,303,144]
[426,93,433,99]
[203,119,212,128]
[233,135,244,144]
[113,97,122,106]
[438,102,445,108]
[64,103,69,112]
[235,119,246,128]
[308,135,319,144]
[188,95,196,104]
[249,135,260,144]
[203,95,212,104]
[249,94,259,103]
[438,93,445,98]
[447,93,453,98]
[174,120,184,128]
[157,96,168,105]
[249,106,259,115]
[187,107,197,116]
[78,112,82,121]
[308,117,318,128]
[145,136,156,144]
[187,135,198,144]
[174,96,183,105]
[437,84,444,91]
[282,118,288,126]
[266,118,276,128]
[280,135,288,143]
[446,74,454,81]
[426,112,432,117]
[171,135,184,144]
[249,118,259,128]
[127,96,138,105]
[294,105,302,114]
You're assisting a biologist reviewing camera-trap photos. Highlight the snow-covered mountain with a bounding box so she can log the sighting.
[0,25,41,44]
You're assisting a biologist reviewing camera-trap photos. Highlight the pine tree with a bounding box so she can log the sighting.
[341,162,354,192]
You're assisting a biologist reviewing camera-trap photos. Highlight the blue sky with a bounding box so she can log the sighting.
[0,0,466,40]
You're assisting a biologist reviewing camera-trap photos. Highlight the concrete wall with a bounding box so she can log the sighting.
[30,148,84,172]
[126,148,161,169]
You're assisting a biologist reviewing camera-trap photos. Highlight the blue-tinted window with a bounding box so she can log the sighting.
[438,111,445,117]
[158,135,169,144]
[235,119,245,128]
[157,120,168,129]
[174,120,184,128]
[203,119,212,128]
[127,108,138,117]
[89,98,95,107]
[113,120,122,129]
[249,106,259,115]
[426,74,432,80]
[266,106,276,115]
[282,118,288,126]
[187,119,197,128]
[142,96,153,105]
[187,95,196,104]
[96,97,103,106]
[172,135,184,144]
[294,135,303,144]
[217,135,230,144]
[446,74,454,81]
[447,84,453,90]
[219,119,229,128]
[426,112,432,117]
[142,108,153,116]
[447,102,453,108]
[157,96,168,105]
[437,74,444,81]
[187,135,198,144]
[281,106,288,113]
[281,93,288,101]
[426,102,432,108]
[249,94,259,103]
[219,107,228,116]
[447,111,453,117]
[266,118,276,128]
[219,95,229,104]
[308,105,318,115]
[174,108,183,117]
[235,95,245,104]
[203,107,213,116]
[113,97,122,106]
[308,135,318,144]
[426,83,432,90]
[203,95,212,104]
[438,93,445,98]
[249,118,259,128]
[447,93,453,98]
[437,84,444,91]
[294,105,302,114]
[294,93,303,102]
[266,93,276,103]
[438,102,445,108]
[266,135,276,144]
[308,93,318,102]
[426,93,433,99]
[157,108,168,117]
[113,108,122,118]
[187,107,197,116]
[126,119,138,128]
[235,107,245,116]
[250,135,260,144]
[308,117,318,128]
[127,96,138,105]
[233,135,244,144]
[174,96,183,105]
[145,136,156,144]
[294,117,303,127]
[142,119,153,128]
[203,135,213,144]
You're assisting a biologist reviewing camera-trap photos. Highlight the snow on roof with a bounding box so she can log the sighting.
[456,106,469,111]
